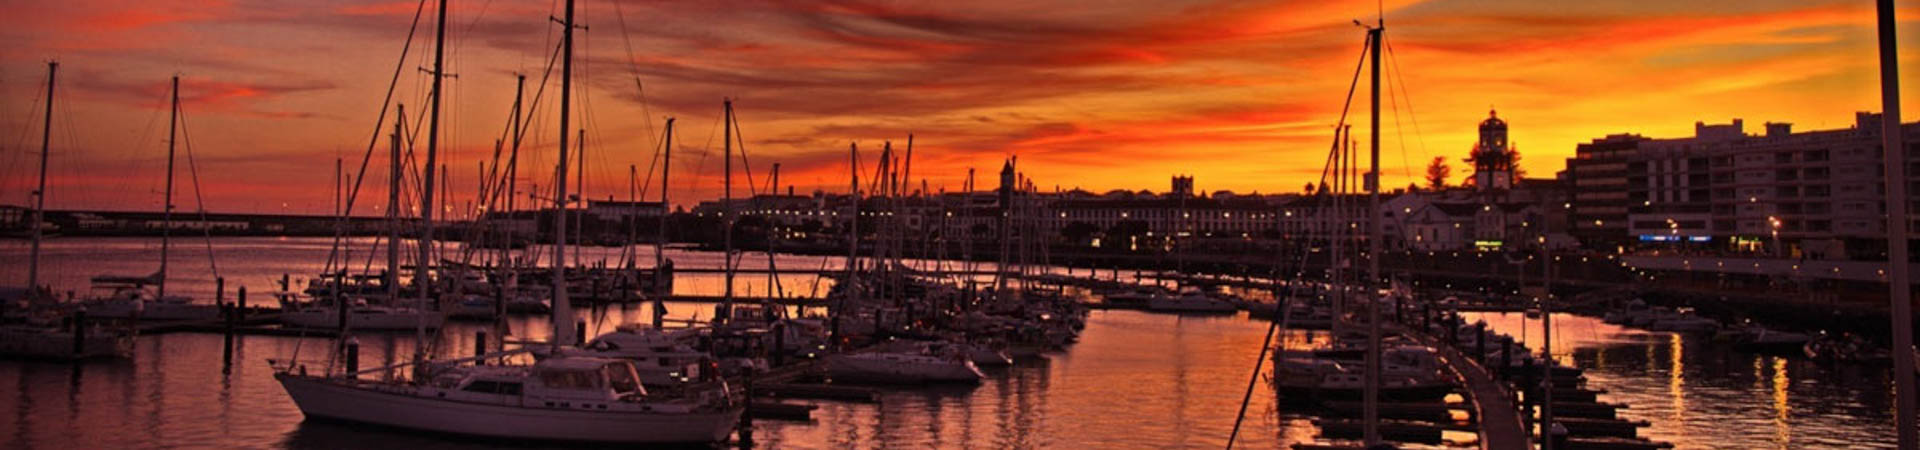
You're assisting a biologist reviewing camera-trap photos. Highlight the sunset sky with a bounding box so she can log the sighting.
[2,0,1918,215]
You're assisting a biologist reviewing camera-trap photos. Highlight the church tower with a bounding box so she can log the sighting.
[1471,109,1515,190]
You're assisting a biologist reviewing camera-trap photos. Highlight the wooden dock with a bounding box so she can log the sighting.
[1412,331,1532,450]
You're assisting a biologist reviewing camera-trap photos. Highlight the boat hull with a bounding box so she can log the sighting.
[281,310,445,330]
[275,374,740,443]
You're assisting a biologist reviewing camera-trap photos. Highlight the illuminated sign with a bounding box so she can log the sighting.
[1639,235,1712,243]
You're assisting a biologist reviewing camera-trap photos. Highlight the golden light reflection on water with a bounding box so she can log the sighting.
[1771,357,1791,448]
[1668,333,1686,426]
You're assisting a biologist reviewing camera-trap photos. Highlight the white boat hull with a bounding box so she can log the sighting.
[281,309,445,330]
[827,354,983,383]
[86,299,219,321]
[276,374,739,443]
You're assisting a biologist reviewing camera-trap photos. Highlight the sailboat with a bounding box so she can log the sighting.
[0,62,135,360]
[85,76,217,322]
[280,104,441,332]
[273,0,740,443]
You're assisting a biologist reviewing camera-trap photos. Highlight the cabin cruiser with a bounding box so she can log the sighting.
[876,339,1014,367]
[541,324,708,387]
[827,345,984,384]
[1722,324,1811,354]
[443,295,499,320]
[274,356,741,443]
[1644,309,1718,333]
[279,296,444,331]
[1271,356,1455,402]
[1101,287,1164,309]
[80,274,218,321]
[1147,288,1238,313]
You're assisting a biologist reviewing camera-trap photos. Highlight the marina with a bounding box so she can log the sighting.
[0,237,1905,448]
[3,0,1918,448]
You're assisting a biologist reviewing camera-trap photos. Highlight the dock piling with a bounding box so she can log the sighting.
[345,338,360,376]
[72,309,87,356]
[475,331,487,363]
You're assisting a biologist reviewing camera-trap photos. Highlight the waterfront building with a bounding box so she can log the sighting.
[1567,112,1920,259]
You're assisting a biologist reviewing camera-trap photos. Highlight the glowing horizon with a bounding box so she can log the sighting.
[3,0,1920,215]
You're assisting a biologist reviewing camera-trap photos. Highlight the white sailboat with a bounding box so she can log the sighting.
[0,62,134,361]
[83,77,220,322]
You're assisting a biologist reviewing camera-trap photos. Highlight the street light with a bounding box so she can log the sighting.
[1768,215,1783,258]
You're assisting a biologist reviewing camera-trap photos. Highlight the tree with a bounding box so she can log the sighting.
[1425,156,1450,190]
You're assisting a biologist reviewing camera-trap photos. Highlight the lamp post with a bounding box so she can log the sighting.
[1767,215,1782,258]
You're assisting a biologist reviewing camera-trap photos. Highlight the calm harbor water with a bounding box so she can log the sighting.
[0,238,1899,448]
[1466,312,1897,449]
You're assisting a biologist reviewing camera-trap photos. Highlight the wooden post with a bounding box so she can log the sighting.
[1474,322,1486,362]
[71,309,87,356]
[475,331,488,363]
[576,321,587,346]
[739,366,755,447]
[345,337,360,377]
[1500,338,1513,381]
[237,286,247,320]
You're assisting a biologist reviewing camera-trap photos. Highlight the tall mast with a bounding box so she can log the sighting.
[572,127,579,265]
[654,118,673,329]
[1363,23,1384,446]
[628,164,638,268]
[551,0,577,347]
[722,100,735,313]
[575,129,585,266]
[1877,0,1916,446]
[767,162,781,299]
[160,76,178,300]
[507,74,524,270]
[419,0,448,321]
[389,105,403,303]
[27,61,55,300]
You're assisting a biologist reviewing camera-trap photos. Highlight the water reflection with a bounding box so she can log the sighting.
[1465,312,1895,448]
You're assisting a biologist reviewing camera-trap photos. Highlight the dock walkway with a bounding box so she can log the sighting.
[1412,332,1529,450]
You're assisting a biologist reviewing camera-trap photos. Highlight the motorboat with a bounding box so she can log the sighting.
[280,298,445,331]
[542,324,709,387]
[274,356,741,443]
[80,274,218,321]
[1147,289,1238,314]
[1644,309,1719,333]
[827,347,984,383]
[1730,325,1812,355]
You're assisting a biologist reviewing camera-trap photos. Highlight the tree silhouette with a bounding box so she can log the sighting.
[1425,156,1450,190]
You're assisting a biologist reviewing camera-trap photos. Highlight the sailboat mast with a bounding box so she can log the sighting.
[161,76,178,300]
[502,74,523,273]
[419,0,448,317]
[654,118,673,329]
[389,107,403,303]
[1363,23,1384,446]
[551,0,576,347]
[27,61,54,300]
[767,162,780,298]
[722,100,735,311]
[1877,0,1917,446]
